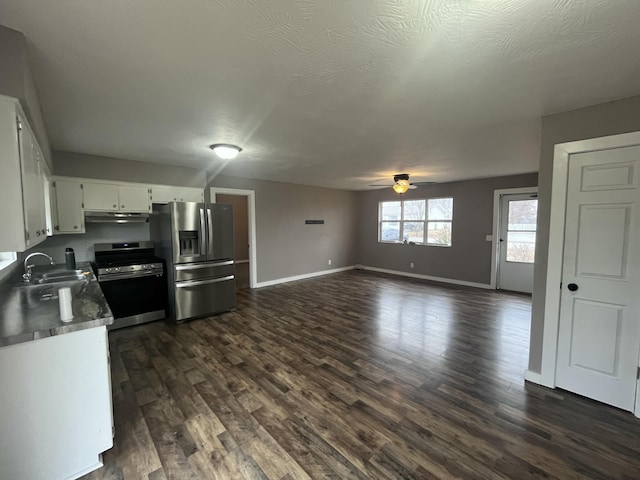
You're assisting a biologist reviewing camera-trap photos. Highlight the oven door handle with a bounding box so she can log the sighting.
[99,270,164,282]
[175,275,234,288]
[175,260,234,271]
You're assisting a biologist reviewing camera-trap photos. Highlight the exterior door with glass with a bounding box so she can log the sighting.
[497,193,538,293]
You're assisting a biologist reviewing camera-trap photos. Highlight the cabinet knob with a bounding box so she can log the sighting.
[121,205,125,208]
[113,204,117,208]
[73,225,78,229]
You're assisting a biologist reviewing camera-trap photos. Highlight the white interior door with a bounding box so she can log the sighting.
[556,145,640,412]
[497,193,538,293]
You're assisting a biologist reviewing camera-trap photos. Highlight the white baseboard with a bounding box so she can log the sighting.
[524,369,542,385]
[254,266,355,288]
[361,266,493,290]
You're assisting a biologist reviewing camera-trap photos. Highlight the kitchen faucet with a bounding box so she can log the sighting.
[23,252,55,282]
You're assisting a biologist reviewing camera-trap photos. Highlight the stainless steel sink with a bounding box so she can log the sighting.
[35,270,87,284]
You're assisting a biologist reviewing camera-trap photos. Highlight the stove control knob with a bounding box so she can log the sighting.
[142,264,148,270]
[105,268,110,273]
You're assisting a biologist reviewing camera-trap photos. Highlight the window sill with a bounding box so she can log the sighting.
[378,241,451,247]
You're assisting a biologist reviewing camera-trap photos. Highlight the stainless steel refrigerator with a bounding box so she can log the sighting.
[150,201,236,322]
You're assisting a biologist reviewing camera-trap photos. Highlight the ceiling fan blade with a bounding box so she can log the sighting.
[411,181,437,186]
[369,184,393,187]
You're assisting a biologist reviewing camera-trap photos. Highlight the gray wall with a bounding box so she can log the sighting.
[25,223,150,265]
[53,151,206,187]
[529,94,640,373]
[356,173,538,284]
[0,25,51,168]
[208,175,359,284]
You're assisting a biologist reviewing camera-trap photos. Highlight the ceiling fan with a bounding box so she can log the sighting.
[370,173,436,194]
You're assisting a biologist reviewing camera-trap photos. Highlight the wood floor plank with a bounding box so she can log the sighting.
[81,271,640,479]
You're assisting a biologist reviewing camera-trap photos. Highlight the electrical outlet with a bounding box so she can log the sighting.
[410,262,414,269]
[328,259,332,265]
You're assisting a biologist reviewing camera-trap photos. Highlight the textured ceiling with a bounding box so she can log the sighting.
[1,0,640,190]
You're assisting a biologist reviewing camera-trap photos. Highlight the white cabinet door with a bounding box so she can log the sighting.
[83,183,150,212]
[83,182,119,211]
[119,185,150,212]
[54,179,85,233]
[18,122,47,247]
[150,185,179,204]
[150,186,202,203]
[0,98,49,251]
[43,173,56,236]
[181,187,203,202]
[0,327,113,480]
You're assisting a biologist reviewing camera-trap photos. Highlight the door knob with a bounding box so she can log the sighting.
[567,283,579,292]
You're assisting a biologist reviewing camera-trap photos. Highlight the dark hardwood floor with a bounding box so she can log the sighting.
[83,271,640,479]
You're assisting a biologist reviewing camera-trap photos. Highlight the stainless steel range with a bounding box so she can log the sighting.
[94,241,167,330]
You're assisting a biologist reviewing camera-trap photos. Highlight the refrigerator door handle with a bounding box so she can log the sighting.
[175,260,234,271]
[175,275,235,288]
[207,208,214,260]
[199,208,206,256]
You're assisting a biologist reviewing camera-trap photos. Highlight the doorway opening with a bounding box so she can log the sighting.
[210,187,257,289]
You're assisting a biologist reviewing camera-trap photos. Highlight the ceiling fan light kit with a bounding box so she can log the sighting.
[369,173,436,194]
[393,180,410,194]
[210,144,242,160]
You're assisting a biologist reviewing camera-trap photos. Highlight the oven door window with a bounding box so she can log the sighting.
[100,275,167,319]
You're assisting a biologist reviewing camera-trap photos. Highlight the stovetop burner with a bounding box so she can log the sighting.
[94,241,164,280]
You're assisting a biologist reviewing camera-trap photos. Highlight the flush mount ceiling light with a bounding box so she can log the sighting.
[209,144,242,160]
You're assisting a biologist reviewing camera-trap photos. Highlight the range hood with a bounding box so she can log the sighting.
[84,211,149,223]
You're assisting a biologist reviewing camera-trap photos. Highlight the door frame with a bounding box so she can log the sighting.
[209,187,258,289]
[490,186,538,290]
[540,130,640,418]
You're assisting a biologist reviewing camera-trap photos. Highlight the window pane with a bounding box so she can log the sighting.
[402,200,426,221]
[428,198,453,220]
[381,201,401,221]
[506,231,536,263]
[508,199,537,230]
[380,222,400,242]
[403,222,424,243]
[427,222,451,245]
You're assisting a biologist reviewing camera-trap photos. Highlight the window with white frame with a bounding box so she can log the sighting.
[379,197,453,246]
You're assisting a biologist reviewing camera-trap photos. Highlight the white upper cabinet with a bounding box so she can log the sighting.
[18,122,47,244]
[0,96,49,251]
[150,186,203,204]
[53,179,84,234]
[119,185,151,212]
[181,187,204,203]
[83,183,150,213]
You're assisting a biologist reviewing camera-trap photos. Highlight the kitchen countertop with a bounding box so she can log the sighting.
[0,262,113,346]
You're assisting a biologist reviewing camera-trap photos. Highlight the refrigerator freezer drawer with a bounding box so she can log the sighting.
[174,275,236,322]
[174,260,234,282]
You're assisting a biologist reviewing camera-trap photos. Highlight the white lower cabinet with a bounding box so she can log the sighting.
[0,327,113,480]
